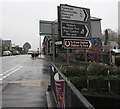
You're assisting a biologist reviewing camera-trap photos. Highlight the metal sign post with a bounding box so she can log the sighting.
[67,49,69,65]
[85,49,89,89]
[39,35,41,57]
[39,21,41,57]
[52,22,55,63]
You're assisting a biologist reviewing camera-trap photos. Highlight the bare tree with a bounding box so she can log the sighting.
[102,28,118,42]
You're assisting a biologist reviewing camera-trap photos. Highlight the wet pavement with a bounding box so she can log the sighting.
[2,55,51,108]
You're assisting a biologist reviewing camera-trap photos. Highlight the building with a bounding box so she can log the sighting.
[91,17,102,38]
[2,40,12,51]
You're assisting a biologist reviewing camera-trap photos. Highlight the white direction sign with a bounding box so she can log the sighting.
[61,22,89,38]
[61,5,89,22]
[64,39,92,49]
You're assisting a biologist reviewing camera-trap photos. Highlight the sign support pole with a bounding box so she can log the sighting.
[85,49,89,89]
[52,22,55,63]
[39,20,41,57]
[67,48,69,65]
[39,35,41,57]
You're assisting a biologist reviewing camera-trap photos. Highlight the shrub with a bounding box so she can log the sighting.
[88,75,107,80]
[109,66,120,75]
[59,66,86,77]
[115,56,120,66]
[81,88,88,92]
[68,76,87,90]
[59,66,70,77]
[88,62,108,76]
[68,76,80,85]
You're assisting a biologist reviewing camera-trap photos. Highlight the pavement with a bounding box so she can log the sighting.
[46,90,57,108]
[32,55,58,108]
[38,55,57,108]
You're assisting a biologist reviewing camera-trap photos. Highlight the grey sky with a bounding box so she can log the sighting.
[118,1,120,33]
[1,0,119,49]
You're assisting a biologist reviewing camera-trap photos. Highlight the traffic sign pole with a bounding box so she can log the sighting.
[67,49,69,66]
[52,22,55,63]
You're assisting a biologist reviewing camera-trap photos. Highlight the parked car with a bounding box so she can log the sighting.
[110,49,120,55]
[3,51,12,56]
[27,49,33,54]
[12,50,19,55]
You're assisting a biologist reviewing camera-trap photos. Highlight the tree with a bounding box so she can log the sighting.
[102,28,118,42]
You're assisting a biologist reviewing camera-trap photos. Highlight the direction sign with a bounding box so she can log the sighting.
[61,22,89,38]
[60,4,90,22]
[64,39,91,49]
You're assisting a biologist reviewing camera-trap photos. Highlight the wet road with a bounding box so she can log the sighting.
[2,55,51,108]
[2,55,29,73]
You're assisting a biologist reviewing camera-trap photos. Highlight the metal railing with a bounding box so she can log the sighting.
[50,63,95,108]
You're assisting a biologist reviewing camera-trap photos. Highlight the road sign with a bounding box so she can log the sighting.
[60,4,89,22]
[61,22,89,38]
[39,20,58,36]
[64,39,91,49]
[58,4,91,39]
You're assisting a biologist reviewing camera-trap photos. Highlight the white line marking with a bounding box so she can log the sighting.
[2,66,23,79]
[2,60,27,76]
[2,65,20,75]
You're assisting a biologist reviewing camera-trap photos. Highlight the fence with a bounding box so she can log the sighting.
[50,63,95,108]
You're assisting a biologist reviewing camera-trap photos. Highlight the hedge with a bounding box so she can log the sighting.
[115,56,120,66]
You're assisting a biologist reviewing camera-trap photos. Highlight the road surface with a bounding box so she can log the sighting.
[2,55,51,108]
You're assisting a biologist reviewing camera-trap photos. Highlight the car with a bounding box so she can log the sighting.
[27,49,33,54]
[3,51,12,56]
[110,49,120,55]
[12,50,19,55]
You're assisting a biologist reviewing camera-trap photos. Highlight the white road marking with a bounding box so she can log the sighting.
[2,65,21,76]
[1,59,28,81]
[2,66,23,80]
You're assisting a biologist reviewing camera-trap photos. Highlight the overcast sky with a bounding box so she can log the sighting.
[0,0,120,50]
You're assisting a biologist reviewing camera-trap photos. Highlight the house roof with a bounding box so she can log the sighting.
[91,17,102,21]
